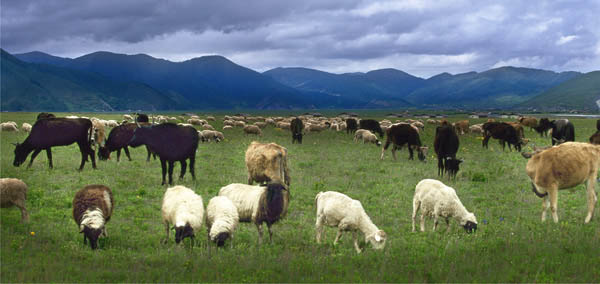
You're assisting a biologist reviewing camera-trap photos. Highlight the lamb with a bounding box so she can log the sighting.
[412,179,477,233]
[21,123,32,133]
[161,185,204,246]
[0,178,29,222]
[72,185,114,250]
[245,141,290,187]
[206,196,239,247]
[218,183,288,244]
[353,129,371,142]
[243,125,262,136]
[314,191,387,253]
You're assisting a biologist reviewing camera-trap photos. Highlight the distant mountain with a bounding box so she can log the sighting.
[1,49,189,111]
[520,71,600,111]
[263,67,417,108]
[404,67,581,108]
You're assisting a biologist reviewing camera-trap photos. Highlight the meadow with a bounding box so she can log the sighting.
[1,111,599,282]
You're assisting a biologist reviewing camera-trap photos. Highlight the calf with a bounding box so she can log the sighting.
[380,124,428,161]
[550,119,575,145]
[98,123,155,162]
[290,118,304,144]
[346,118,358,134]
[434,124,461,178]
[13,118,96,170]
[129,123,199,185]
[359,119,384,138]
[482,122,524,152]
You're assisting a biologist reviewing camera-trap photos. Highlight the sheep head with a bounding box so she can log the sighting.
[175,223,194,244]
[214,232,230,247]
[366,230,387,250]
[461,213,478,233]
[80,226,103,250]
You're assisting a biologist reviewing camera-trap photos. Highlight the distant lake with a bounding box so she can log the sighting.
[550,114,600,118]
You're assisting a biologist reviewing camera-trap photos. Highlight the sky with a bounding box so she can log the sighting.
[1,0,599,78]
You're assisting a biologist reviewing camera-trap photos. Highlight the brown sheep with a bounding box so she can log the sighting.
[72,185,114,249]
[245,141,290,187]
[243,125,262,136]
[0,178,29,222]
[526,142,600,223]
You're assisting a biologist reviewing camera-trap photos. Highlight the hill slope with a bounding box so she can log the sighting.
[520,71,600,111]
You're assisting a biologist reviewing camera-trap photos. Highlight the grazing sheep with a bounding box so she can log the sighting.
[206,196,239,247]
[254,122,267,129]
[412,179,477,233]
[1,122,18,132]
[276,121,290,130]
[526,142,600,223]
[72,185,114,250]
[223,125,233,130]
[243,125,262,136]
[161,185,204,245]
[199,130,217,142]
[353,129,370,142]
[245,141,290,187]
[362,132,381,146]
[188,118,203,126]
[105,120,119,127]
[123,114,133,121]
[234,121,246,128]
[21,123,32,133]
[469,124,484,135]
[206,116,216,121]
[218,183,288,244]
[0,178,29,222]
[315,191,387,253]
[214,131,224,142]
[202,124,215,130]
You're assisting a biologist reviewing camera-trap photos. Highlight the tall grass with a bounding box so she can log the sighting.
[1,112,599,282]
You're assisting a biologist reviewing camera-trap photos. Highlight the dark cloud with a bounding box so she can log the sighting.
[1,0,598,77]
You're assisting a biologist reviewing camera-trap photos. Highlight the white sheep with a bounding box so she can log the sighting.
[161,185,204,246]
[412,179,477,233]
[315,191,387,253]
[218,183,288,244]
[0,178,29,222]
[206,196,239,247]
[362,132,381,146]
[353,129,370,142]
[0,122,18,132]
[21,123,32,132]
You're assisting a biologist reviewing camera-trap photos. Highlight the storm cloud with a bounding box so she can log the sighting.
[2,0,598,77]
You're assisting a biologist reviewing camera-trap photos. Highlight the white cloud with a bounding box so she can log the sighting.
[556,35,578,45]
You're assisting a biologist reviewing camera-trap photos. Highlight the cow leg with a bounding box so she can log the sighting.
[189,156,196,180]
[437,157,444,176]
[77,142,88,170]
[160,159,167,185]
[89,146,96,169]
[541,194,550,222]
[145,146,152,162]
[46,148,53,169]
[391,146,398,161]
[123,147,132,161]
[26,149,42,168]
[482,135,490,148]
[168,161,175,185]
[179,160,187,180]
[585,177,598,223]
[408,147,414,160]
[116,149,122,162]
[548,188,559,223]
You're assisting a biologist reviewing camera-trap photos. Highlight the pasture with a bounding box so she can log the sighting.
[1,112,599,282]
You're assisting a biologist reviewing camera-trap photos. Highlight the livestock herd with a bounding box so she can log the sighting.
[1,113,599,254]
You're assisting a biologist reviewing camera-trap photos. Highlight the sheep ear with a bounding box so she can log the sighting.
[374,234,381,242]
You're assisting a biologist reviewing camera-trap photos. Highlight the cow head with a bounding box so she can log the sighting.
[445,157,463,178]
[97,146,111,160]
[12,142,32,167]
[128,126,151,147]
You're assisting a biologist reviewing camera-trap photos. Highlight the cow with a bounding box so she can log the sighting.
[359,119,384,138]
[453,120,469,135]
[506,122,525,139]
[549,119,575,145]
[129,123,199,185]
[434,124,461,178]
[290,118,304,144]
[519,117,538,131]
[13,118,96,170]
[136,113,150,123]
[36,112,56,120]
[589,119,600,145]
[346,118,358,134]
[380,124,428,162]
[482,122,524,152]
[533,118,552,137]
[97,123,156,162]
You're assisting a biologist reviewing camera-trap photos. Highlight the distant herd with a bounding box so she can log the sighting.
[1,112,599,252]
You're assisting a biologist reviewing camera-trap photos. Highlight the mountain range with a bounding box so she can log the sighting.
[2,49,597,111]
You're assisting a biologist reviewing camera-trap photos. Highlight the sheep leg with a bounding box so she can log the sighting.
[267,223,274,243]
[353,231,362,253]
[83,234,87,245]
[168,161,175,185]
[412,200,420,232]
[162,223,170,244]
[256,223,264,245]
[315,215,325,243]
[27,149,42,168]
[189,156,196,181]
[548,188,559,223]
[160,159,167,185]
[541,195,550,222]
[585,177,597,223]
[433,215,439,231]
[420,213,426,232]
[334,230,343,245]
[13,199,29,223]
[445,218,451,233]
[179,160,187,180]
[45,148,53,169]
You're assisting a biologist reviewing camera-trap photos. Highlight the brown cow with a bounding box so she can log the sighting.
[526,142,600,223]
[453,120,469,135]
[519,117,538,131]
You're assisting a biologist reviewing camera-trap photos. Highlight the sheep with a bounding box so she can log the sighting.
[245,141,290,187]
[72,185,114,250]
[1,122,18,132]
[526,142,600,223]
[412,179,478,233]
[206,116,216,121]
[218,183,288,244]
[161,185,204,246]
[234,121,246,128]
[243,125,262,136]
[353,129,370,142]
[199,130,217,142]
[202,124,215,130]
[21,123,32,133]
[223,125,233,131]
[314,191,387,253]
[0,178,29,222]
[214,131,224,142]
[362,132,381,146]
[123,114,133,121]
[206,196,239,247]
[188,118,203,126]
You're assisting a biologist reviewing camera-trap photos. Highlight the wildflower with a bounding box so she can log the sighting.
[30,231,35,236]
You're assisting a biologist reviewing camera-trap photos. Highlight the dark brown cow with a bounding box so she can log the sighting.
[482,122,524,152]
[434,124,461,178]
[290,118,304,144]
[98,123,155,162]
[13,118,96,170]
[381,124,428,161]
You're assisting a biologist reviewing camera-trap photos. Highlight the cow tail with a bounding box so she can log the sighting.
[531,182,548,198]
[88,123,93,146]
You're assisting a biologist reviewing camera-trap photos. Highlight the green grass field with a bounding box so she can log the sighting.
[1,112,599,282]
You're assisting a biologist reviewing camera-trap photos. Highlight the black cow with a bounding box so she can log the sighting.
[359,119,384,138]
[550,119,575,145]
[434,124,461,178]
[129,123,199,185]
[381,124,428,161]
[290,118,304,144]
[135,113,150,123]
[346,118,358,134]
[533,118,552,137]
[13,118,96,170]
[36,112,56,120]
[482,122,524,151]
[98,123,156,162]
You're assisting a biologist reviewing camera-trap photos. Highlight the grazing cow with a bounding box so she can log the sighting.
[135,113,150,123]
[245,142,290,187]
[589,119,600,145]
[381,124,428,161]
[434,124,461,178]
[526,142,600,223]
[98,123,155,162]
[519,117,538,131]
[36,112,56,120]
[482,122,524,152]
[129,123,199,185]
[550,119,575,145]
[13,118,96,170]
[506,122,525,139]
[533,118,552,137]
[453,120,469,135]
[290,118,304,144]
[346,118,358,134]
[359,119,384,138]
